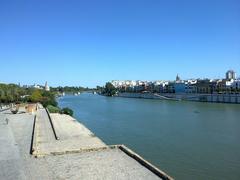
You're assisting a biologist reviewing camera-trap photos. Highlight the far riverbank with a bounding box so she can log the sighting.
[117,92,240,104]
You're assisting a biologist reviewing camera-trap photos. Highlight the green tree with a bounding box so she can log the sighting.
[41,91,57,107]
[104,82,117,96]
[30,90,43,102]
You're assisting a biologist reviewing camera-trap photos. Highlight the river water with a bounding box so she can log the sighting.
[58,93,240,180]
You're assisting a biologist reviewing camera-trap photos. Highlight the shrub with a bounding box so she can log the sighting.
[29,90,42,102]
[61,107,73,116]
[42,97,58,108]
[47,105,61,113]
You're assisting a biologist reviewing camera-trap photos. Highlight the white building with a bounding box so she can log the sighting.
[225,79,234,88]
[32,84,43,89]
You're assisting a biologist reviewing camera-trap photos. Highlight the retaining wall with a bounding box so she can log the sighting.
[118,93,240,104]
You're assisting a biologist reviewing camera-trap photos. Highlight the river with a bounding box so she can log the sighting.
[58,93,240,180]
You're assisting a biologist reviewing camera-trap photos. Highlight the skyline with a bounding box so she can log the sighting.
[1,0,240,87]
[1,69,239,88]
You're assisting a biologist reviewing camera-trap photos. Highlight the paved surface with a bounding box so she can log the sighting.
[36,112,106,155]
[0,112,26,180]
[50,113,98,139]
[0,108,51,180]
[0,106,168,180]
[40,148,161,180]
[37,109,56,143]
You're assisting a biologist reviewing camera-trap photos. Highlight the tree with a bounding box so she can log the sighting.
[30,90,42,102]
[41,91,57,107]
[104,82,117,96]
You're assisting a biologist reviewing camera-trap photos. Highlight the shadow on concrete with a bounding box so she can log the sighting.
[3,111,26,115]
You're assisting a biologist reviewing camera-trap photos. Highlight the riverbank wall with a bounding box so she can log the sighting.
[118,92,240,104]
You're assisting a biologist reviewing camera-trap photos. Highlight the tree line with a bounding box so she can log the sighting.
[51,86,92,93]
[0,83,73,116]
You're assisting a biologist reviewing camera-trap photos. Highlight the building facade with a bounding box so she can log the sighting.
[226,70,236,80]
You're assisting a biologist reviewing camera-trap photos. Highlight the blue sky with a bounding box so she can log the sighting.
[0,0,239,87]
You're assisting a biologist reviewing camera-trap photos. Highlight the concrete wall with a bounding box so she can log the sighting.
[118,92,240,104]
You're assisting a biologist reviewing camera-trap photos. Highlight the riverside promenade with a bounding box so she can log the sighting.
[0,104,172,180]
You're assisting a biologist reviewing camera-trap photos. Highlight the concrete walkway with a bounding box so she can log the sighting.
[51,113,97,139]
[0,108,52,180]
[37,108,56,143]
[35,111,106,155]
[40,147,161,180]
[0,113,25,180]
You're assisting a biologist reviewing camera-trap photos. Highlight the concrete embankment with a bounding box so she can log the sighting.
[118,92,179,101]
[0,105,173,180]
[118,92,240,104]
[34,111,107,156]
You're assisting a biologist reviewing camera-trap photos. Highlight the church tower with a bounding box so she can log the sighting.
[176,74,181,82]
[45,81,50,91]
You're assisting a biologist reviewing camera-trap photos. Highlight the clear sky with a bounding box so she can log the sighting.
[0,0,240,87]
